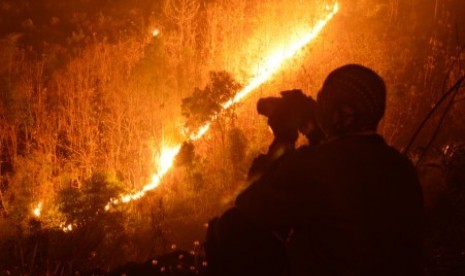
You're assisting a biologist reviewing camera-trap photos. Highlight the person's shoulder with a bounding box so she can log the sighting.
[383,142,414,165]
[377,139,418,176]
[287,144,320,159]
[277,145,323,169]
[294,144,317,155]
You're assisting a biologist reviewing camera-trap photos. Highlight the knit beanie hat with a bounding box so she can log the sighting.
[317,64,386,136]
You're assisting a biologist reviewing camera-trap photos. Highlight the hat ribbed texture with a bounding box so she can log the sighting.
[318,64,386,134]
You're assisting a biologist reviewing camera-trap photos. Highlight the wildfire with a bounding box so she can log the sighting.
[222,3,339,109]
[189,123,212,141]
[33,1,340,220]
[110,145,181,205]
[109,2,339,207]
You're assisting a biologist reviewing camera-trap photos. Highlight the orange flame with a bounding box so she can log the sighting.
[222,3,339,109]
[34,2,339,223]
[109,2,339,207]
[33,202,42,218]
[152,28,160,37]
[111,145,181,205]
[60,223,74,232]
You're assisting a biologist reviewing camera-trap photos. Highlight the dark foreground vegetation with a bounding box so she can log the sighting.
[1,0,465,275]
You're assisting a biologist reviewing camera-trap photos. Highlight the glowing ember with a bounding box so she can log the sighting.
[152,28,160,37]
[32,202,42,217]
[61,223,74,233]
[110,2,339,206]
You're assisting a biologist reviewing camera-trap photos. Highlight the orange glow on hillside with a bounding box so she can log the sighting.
[108,2,339,208]
[222,3,339,110]
[106,145,181,208]
[33,1,340,221]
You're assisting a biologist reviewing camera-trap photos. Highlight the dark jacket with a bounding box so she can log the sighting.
[236,134,424,276]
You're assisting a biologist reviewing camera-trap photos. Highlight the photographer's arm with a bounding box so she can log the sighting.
[235,148,314,229]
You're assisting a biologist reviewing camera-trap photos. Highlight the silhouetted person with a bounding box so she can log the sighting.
[235,64,424,276]
[206,90,321,276]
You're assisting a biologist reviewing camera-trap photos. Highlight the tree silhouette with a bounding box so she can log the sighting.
[181,71,242,132]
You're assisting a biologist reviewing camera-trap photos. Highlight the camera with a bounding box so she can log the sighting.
[257,89,322,145]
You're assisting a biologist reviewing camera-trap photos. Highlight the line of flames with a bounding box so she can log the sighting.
[108,1,339,207]
[32,2,339,230]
